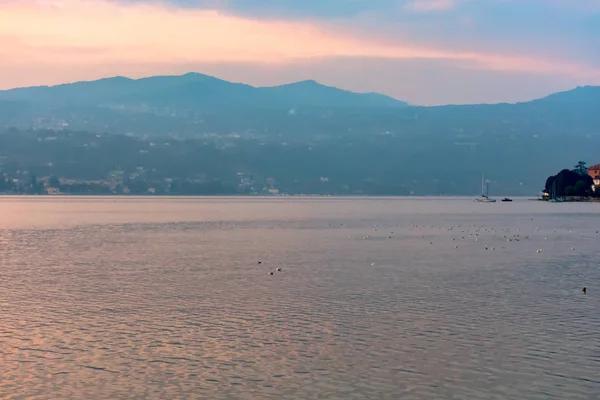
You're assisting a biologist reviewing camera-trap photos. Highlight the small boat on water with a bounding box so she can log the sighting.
[475,195,496,203]
[501,197,513,202]
[474,174,496,203]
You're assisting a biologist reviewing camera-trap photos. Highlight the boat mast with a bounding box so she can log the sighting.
[481,173,485,197]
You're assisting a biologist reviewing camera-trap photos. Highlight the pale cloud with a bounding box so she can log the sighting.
[544,0,600,13]
[405,0,456,12]
[0,0,598,98]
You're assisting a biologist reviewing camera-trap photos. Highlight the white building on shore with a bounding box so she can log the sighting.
[589,164,600,192]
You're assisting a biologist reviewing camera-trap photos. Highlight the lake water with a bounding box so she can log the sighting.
[1,197,599,399]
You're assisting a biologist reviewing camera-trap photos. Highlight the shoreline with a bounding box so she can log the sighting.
[539,197,600,203]
[0,193,560,200]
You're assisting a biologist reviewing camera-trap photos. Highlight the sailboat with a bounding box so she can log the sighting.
[474,174,496,203]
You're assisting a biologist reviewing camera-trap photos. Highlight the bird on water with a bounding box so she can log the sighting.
[582,287,587,294]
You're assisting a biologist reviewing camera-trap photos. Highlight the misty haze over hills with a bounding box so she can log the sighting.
[0,73,599,196]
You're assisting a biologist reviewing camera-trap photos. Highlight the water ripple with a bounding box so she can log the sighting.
[0,198,599,399]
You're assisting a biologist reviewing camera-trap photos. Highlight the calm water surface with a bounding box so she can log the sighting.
[1,197,599,399]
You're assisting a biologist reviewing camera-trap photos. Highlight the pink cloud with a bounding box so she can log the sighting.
[0,0,598,92]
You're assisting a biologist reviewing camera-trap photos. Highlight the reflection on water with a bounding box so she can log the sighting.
[0,197,599,399]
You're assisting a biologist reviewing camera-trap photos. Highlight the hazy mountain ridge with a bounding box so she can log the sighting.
[529,85,600,106]
[0,73,407,109]
[1,75,598,137]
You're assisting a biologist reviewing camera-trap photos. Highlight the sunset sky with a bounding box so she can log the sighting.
[1,0,599,105]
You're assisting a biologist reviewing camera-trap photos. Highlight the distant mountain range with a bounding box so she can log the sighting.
[3,72,600,109]
[0,73,406,109]
[528,85,600,107]
[0,73,599,196]
[1,73,599,137]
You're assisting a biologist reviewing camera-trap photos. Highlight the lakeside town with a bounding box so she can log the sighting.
[3,127,582,198]
[2,161,599,200]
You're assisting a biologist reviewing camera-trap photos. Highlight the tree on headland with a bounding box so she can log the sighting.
[573,161,588,176]
[574,180,591,195]
[544,175,555,195]
[544,168,593,199]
